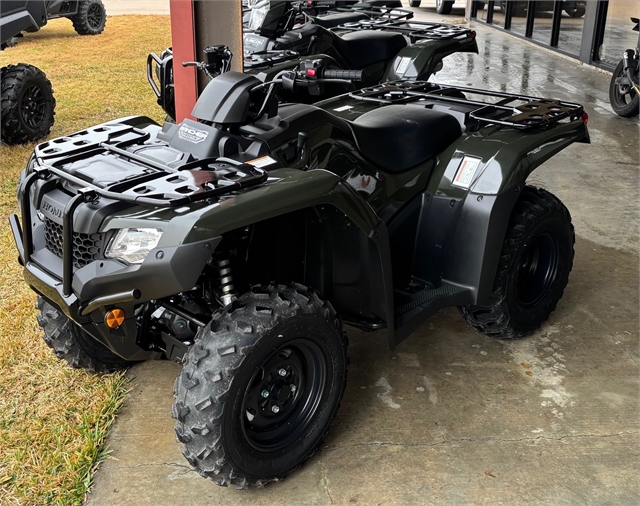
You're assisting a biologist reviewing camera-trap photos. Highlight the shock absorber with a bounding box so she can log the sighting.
[215,258,236,306]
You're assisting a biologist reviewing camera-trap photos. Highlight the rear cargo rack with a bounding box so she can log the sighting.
[348,81,585,130]
[336,18,473,41]
[21,123,267,296]
[327,6,414,23]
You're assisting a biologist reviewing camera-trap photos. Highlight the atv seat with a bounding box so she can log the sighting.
[333,30,407,68]
[350,105,462,173]
[311,12,370,29]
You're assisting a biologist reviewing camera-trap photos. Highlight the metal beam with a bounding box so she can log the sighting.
[170,0,198,122]
[194,0,243,94]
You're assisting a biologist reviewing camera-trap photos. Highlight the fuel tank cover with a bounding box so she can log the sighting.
[191,71,262,125]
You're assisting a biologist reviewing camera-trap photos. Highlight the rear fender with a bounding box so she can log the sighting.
[418,119,589,304]
[383,36,479,82]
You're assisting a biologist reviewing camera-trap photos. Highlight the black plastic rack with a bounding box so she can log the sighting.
[326,5,414,23]
[244,50,300,70]
[18,124,267,296]
[349,80,585,130]
[337,18,473,41]
[32,124,267,207]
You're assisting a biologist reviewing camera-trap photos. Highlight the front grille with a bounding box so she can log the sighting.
[44,218,105,268]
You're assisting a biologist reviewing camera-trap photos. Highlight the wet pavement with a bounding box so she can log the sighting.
[86,19,639,506]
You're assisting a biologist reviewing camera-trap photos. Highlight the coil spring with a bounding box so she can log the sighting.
[216,258,236,306]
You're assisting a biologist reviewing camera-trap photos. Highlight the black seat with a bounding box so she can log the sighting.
[311,12,370,28]
[350,105,462,173]
[333,30,407,68]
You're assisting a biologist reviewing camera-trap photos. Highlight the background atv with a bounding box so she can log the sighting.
[4,0,106,46]
[149,4,477,120]
[1,1,56,144]
[12,65,589,487]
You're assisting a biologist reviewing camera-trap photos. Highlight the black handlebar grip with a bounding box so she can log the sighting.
[322,69,363,81]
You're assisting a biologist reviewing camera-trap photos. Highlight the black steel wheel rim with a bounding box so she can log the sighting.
[20,84,47,129]
[515,232,560,307]
[87,4,104,29]
[241,338,327,452]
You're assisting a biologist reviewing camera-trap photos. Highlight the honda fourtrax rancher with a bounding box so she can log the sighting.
[11,65,589,488]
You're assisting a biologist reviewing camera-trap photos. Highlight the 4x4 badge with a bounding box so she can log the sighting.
[179,124,209,144]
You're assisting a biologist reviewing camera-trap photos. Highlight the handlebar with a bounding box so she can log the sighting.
[321,69,363,81]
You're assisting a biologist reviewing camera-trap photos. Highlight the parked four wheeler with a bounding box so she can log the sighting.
[408,0,484,15]
[609,17,639,118]
[4,0,106,46]
[148,2,477,119]
[11,60,589,487]
[1,1,56,145]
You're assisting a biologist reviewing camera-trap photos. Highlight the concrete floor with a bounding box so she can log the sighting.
[86,18,639,506]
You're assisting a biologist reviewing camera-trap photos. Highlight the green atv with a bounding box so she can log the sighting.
[11,64,589,487]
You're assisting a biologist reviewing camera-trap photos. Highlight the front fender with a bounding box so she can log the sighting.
[183,168,381,241]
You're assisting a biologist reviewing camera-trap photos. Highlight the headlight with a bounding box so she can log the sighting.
[247,1,269,30]
[105,228,164,265]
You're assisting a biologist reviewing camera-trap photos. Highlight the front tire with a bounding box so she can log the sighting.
[409,0,421,7]
[1,64,56,145]
[435,0,453,14]
[609,59,639,118]
[37,296,132,372]
[459,186,575,339]
[174,284,348,488]
[71,0,107,35]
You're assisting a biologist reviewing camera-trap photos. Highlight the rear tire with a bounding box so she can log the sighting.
[409,0,421,7]
[174,284,348,488]
[458,186,575,339]
[71,0,107,35]
[37,296,132,372]
[435,0,453,14]
[609,59,639,118]
[1,64,55,145]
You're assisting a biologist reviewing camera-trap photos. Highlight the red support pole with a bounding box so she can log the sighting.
[169,0,198,122]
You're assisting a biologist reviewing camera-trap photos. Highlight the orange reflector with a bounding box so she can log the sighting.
[105,308,126,329]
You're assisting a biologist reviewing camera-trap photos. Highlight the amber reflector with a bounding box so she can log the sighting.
[105,308,126,329]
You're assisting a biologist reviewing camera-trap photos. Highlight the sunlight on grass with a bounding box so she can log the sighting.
[0,15,171,505]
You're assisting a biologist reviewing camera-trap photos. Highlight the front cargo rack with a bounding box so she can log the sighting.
[32,124,267,207]
[336,18,473,41]
[244,50,300,70]
[18,123,267,296]
[348,81,585,130]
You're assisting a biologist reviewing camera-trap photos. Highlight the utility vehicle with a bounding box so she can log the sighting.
[1,1,56,144]
[149,2,477,119]
[12,62,589,488]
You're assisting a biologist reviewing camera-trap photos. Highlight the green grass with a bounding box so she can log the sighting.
[0,15,171,505]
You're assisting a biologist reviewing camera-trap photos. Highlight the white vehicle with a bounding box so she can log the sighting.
[407,0,480,15]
